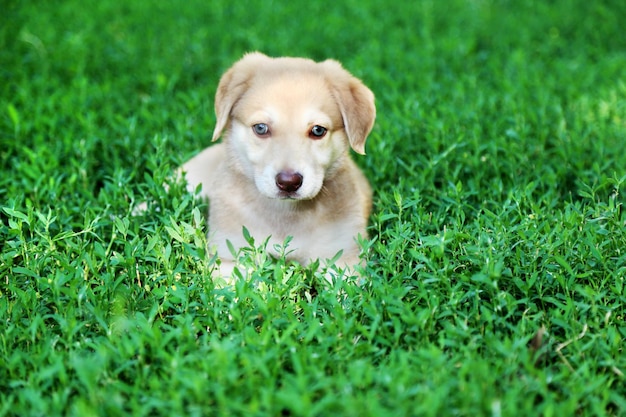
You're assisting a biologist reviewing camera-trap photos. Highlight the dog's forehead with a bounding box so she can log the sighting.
[235,73,341,126]
[255,67,326,91]
[260,56,323,73]
[251,57,329,87]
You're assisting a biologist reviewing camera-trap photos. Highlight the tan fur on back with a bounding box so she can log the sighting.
[180,52,376,277]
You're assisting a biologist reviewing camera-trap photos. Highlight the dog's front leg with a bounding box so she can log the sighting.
[211,258,259,288]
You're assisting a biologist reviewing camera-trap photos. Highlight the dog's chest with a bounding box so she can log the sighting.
[209,196,356,262]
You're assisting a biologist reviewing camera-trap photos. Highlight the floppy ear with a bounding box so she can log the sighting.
[212,52,270,141]
[322,60,376,155]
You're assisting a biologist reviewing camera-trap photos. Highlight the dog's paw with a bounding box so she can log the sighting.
[210,259,251,288]
[131,201,149,216]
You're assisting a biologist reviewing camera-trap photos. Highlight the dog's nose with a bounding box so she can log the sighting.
[275,171,303,193]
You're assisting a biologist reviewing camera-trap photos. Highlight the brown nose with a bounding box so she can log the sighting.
[275,171,303,193]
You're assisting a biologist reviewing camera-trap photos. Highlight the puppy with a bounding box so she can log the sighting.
[178,52,376,277]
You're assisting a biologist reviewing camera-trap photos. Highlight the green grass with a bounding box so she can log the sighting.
[1,0,625,415]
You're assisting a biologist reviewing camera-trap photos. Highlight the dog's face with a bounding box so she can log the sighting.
[211,53,376,201]
[228,77,347,200]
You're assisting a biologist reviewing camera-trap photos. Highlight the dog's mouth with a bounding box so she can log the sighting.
[276,190,303,200]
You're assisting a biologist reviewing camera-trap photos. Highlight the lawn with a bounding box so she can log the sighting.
[1,0,625,415]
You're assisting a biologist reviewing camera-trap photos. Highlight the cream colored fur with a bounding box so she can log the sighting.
[178,52,376,277]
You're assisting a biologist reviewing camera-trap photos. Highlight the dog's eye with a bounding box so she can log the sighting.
[252,123,270,137]
[309,125,327,139]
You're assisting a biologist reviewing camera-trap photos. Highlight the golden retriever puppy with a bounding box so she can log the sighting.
[179,52,376,277]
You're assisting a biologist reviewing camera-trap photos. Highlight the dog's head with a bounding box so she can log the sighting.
[211,52,376,200]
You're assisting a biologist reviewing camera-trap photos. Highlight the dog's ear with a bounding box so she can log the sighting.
[212,52,270,141]
[322,60,376,155]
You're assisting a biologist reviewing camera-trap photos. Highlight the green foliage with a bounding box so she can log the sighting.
[1,0,625,415]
